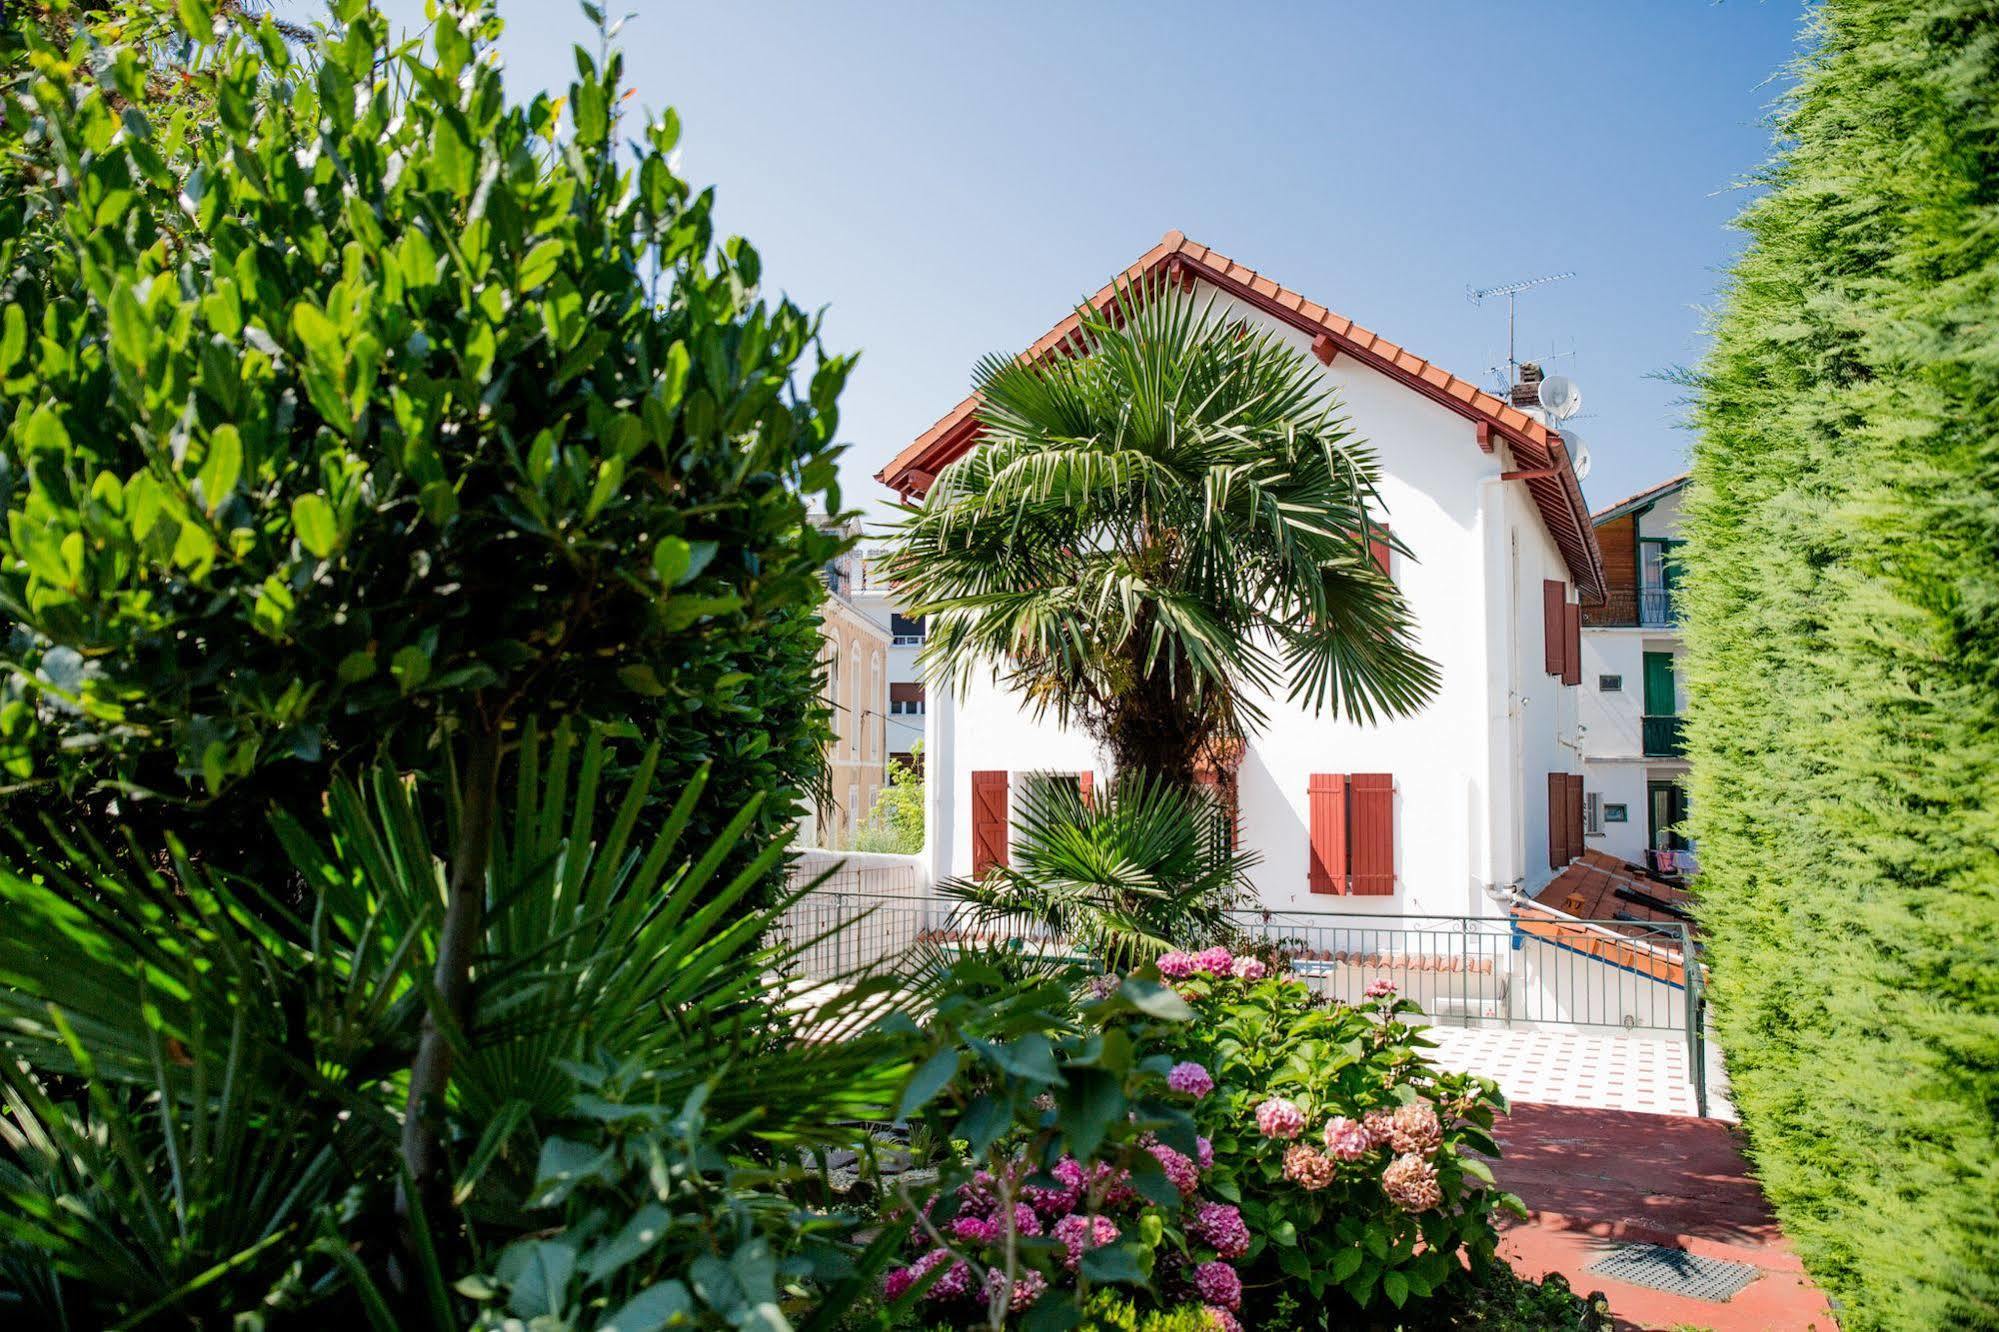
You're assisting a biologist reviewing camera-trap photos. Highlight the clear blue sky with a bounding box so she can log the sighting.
[344,1,1803,516]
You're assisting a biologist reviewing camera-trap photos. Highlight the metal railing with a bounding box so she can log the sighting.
[1638,586,1679,626]
[1642,714,1686,757]
[768,869,1711,1116]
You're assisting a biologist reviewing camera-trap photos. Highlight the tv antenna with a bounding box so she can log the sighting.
[1466,272,1574,385]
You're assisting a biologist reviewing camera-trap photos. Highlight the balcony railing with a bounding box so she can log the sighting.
[1639,587,1679,627]
[1643,714,1686,758]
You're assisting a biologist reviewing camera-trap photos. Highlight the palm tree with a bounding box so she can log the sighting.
[940,771,1258,973]
[888,279,1441,791]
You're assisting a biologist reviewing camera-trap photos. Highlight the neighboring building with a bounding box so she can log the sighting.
[840,548,928,770]
[807,529,892,846]
[1577,474,1692,870]
[877,231,1606,917]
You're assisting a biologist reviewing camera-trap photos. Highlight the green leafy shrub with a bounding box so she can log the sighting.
[1679,1,1999,1325]
[878,961,1249,1331]
[1157,949,1517,1320]
[0,723,914,1326]
[0,0,845,895]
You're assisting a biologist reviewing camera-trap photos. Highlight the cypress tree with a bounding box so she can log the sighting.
[1682,2,1999,1327]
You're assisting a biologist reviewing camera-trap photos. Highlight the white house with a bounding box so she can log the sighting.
[876,232,1606,920]
[1576,474,1691,869]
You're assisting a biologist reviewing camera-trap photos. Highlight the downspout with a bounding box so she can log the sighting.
[1478,468,1525,910]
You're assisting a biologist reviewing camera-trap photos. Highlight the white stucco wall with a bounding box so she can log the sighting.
[920,289,1588,919]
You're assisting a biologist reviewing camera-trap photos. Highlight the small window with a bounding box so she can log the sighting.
[1599,674,1623,692]
[1603,803,1629,824]
[890,612,925,646]
[1585,792,1602,835]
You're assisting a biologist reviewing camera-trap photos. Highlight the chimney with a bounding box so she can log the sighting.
[1509,361,1545,408]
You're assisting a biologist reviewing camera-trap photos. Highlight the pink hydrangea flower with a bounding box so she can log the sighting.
[1383,1153,1443,1212]
[1322,1115,1373,1162]
[956,1169,998,1215]
[1190,1201,1251,1259]
[1149,1141,1201,1196]
[1195,1136,1214,1171]
[948,1214,999,1244]
[1255,1097,1306,1140]
[1362,1107,1397,1148]
[1023,1156,1085,1218]
[883,1265,918,1300]
[1193,1260,1243,1311]
[1086,973,1121,1000]
[1365,977,1398,999]
[1011,1203,1043,1237]
[984,1267,1047,1312]
[1053,1213,1120,1270]
[1282,1143,1336,1190]
[1157,951,1199,979]
[1193,946,1235,977]
[1232,956,1269,981]
[907,1248,972,1301]
[1203,1306,1243,1332]
[1167,1061,1214,1099]
[1388,1101,1444,1156]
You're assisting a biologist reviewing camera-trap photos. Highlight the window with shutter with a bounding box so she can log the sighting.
[1543,580,1566,676]
[1369,522,1392,578]
[971,771,1009,878]
[1562,602,1582,686]
[1307,773,1347,894]
[1567,774,1586,862]
[1350,774,1396,895]
[1547,771,1567,871]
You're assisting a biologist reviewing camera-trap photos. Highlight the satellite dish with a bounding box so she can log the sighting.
[1537,374,1582,421]
[1560,428,1591,482]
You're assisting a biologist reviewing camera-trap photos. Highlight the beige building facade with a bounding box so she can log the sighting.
[809,577,891,846]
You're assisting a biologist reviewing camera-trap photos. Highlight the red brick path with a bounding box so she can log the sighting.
[1489,1103,1836,1331]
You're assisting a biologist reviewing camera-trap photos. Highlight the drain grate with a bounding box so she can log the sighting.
[1585,1243,1760,1303]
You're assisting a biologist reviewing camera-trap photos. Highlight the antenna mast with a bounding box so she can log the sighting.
[1467,271,1575,385]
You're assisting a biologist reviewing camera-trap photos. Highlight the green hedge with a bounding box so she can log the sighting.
[1681,2,1999,1327]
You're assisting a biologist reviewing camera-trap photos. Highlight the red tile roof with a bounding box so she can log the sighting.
[876,230,1605,601]
[1535,850,1694,925]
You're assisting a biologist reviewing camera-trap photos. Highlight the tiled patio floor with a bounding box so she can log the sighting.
[1491,1103,1834,1331]
[1420,1024,1736,1121]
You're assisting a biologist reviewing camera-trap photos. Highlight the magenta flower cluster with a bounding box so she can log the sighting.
[1156,945,1265,981]
[1254,1096,1306,1140]
[887,1129,1248,1322]
[1167,1061,1214,1099]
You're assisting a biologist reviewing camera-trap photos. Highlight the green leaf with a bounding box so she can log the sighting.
[109,281,148,372]
[582,1203,673,1285]
[337,650,378,684]
[517,239,564,292]
[390,645,431,695]
[291,494,339,558]
[1382,1270,1408,1308]
[601,1279,694,1332]
[1080,1242,1147,1286]
[198,426,242,511]
[0,303,25,374]
[897,1048,959,1119]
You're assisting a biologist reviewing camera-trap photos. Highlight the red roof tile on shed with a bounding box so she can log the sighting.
[876,231,1605,601]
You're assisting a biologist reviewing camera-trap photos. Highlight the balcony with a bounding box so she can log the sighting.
[1639,587,1679,627]
[1642,714,1686,758]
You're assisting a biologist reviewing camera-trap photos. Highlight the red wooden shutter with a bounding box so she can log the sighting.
[1567,774,1586,862]
[1562,602,1582,686]
[1547,772,1566,870]
[971,771,1009,877]
[1350,773,1396,896]
[1076,771,1094,810]
[1308,773,1347,894]
[1369,522,1392,577]
[1543,580,1566,676]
